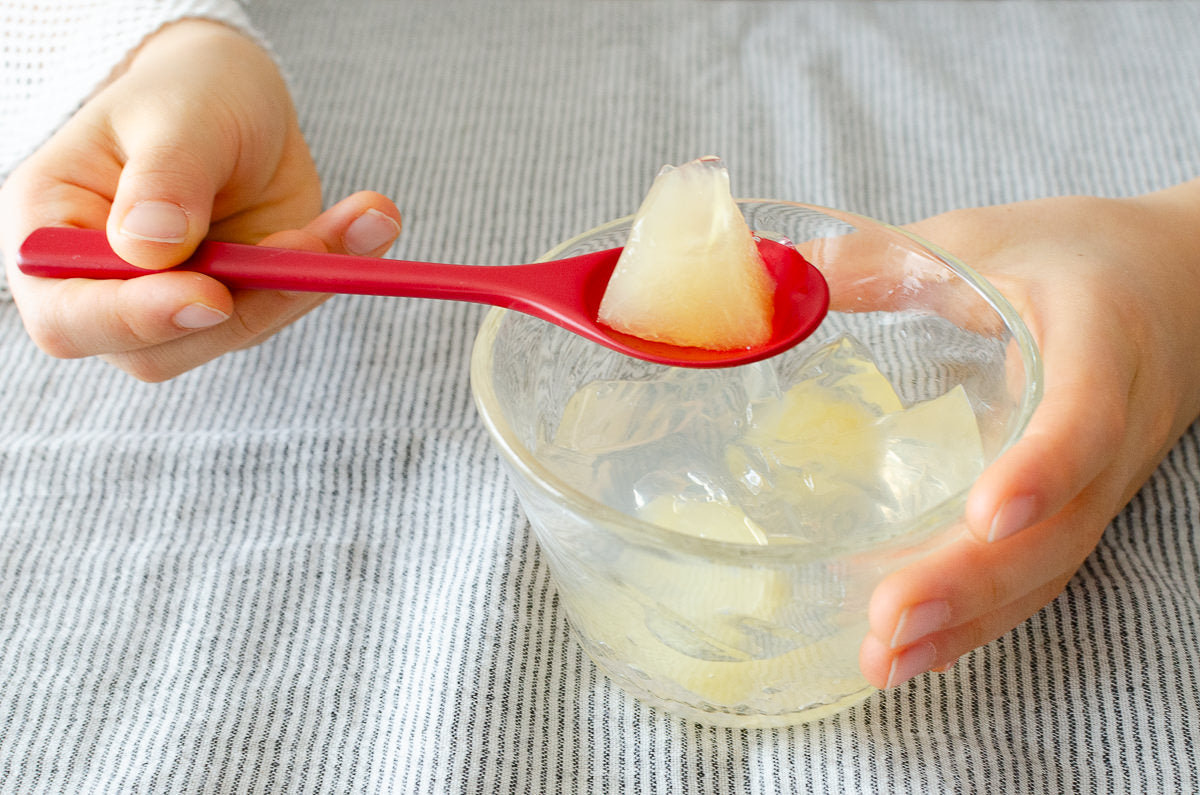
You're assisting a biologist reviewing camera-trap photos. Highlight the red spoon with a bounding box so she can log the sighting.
[16,226,828,368]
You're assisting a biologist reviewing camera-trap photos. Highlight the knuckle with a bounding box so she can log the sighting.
[102,351,177,383]
[22,311,86,360]
[226,309,276,345]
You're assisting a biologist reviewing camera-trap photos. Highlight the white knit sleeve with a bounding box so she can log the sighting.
[1,1,262,182]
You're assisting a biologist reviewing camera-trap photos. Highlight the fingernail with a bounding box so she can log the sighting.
[930,657,959,674]
[885,641,938,689]
[173,303,229,330]
[343,209,400,255]
[988,494,1038,543]
[120,200,190,243]
[890,600,951,649]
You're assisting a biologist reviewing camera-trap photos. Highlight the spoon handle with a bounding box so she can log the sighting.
[14,227,595,309]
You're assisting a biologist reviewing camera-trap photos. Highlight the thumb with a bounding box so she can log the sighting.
[964,299,1133,544]
[105,142,221,271]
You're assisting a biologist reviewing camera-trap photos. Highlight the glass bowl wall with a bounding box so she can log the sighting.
[470,201,1041,727]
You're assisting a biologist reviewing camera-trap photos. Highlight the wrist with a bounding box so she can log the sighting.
[1128,178,1200,425]
[1133,177,1200,259]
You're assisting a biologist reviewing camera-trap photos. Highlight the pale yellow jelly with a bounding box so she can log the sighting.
[597,156,774,350]
[729,341,983,530]
[545,334,985,714]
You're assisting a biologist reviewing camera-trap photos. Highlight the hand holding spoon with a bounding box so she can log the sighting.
[16,226,828,368]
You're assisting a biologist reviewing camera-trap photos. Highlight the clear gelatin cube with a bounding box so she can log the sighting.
[871,384,984,519]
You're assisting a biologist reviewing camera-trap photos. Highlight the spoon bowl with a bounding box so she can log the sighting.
[16,226,828,368]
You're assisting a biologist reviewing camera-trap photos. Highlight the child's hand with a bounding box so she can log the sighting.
[0,19,401,381]
[859,183,1200,688]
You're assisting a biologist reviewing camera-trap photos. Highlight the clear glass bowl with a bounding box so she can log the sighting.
[470,201,1041,727]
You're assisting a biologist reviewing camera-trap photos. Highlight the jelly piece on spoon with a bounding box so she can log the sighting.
[587,236,827,367]
[598,156,776,352]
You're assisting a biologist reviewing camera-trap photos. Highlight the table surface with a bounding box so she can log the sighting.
[2,2,1199,793]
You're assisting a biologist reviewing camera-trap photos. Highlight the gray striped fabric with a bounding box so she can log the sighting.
[2,2,1199,793]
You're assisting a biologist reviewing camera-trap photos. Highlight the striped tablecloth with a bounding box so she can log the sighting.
[2,2,1198,792]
